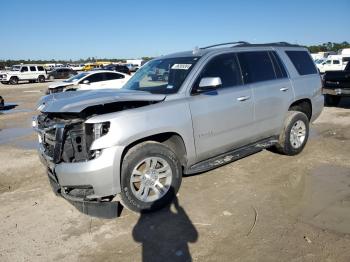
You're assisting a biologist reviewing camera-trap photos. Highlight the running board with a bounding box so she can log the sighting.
[186,137,278,174]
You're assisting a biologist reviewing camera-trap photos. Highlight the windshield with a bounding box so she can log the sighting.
[11,66,20,71]
[123,57,200,94]
[64,72,89,83]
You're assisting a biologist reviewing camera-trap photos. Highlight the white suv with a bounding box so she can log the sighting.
[0,64,47,84]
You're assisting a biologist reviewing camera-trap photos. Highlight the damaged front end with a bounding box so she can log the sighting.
[34,113,109,200]
[34,89,166,211]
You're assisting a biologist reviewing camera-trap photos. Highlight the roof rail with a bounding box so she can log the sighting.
[200,41,250,49]
[236,42,301,47]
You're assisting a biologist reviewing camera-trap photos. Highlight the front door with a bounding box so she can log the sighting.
[189,53,255,161]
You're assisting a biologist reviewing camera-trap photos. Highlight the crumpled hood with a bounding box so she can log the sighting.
[48,81,77,89]
[37,89,166,113]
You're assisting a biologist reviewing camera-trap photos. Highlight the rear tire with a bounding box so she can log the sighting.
[38,75,45,83]
[325,95,341,106]
[120,142,182,213]
[275,111,309,156]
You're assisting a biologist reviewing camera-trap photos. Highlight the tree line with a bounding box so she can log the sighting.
[1,43,350,69]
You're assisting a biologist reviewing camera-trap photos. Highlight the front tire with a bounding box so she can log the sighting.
[120,142,182,213]
[9,77,18,85]
[275,111,309,156]
[325,94,341,106]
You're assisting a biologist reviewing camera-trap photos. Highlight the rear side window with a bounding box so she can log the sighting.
[333,60,340,64]
[237,51,276,83]
[270,52,288,79]
[197,53,242,89]
[21,67,28,72]
[285,51,317,75]
[37,66,44,71]
[30,66,36,71]
[84,73,104,83]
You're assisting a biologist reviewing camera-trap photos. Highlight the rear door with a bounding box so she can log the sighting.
[189,53,255,161]
[103,72,128,88]
[237,51,293,139]
[29,66,38,79]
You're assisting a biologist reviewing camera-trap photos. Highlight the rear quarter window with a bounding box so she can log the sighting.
[285,51,317,75]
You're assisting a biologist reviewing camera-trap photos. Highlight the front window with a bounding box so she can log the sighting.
[64,72,89,83]
[123,57,200,94]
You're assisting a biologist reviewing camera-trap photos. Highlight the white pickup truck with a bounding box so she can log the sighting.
[316,55,349,73]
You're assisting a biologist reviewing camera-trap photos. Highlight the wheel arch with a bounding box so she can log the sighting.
[120,132,188,173]
[288,98,312,120]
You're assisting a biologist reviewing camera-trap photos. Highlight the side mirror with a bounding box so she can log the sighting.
[82,80,90,84]
[197,77,222,92]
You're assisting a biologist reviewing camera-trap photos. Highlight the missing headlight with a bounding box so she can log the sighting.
[93,122,110,140]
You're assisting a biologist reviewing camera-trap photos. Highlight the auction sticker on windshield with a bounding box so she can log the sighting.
[171,64,192,70]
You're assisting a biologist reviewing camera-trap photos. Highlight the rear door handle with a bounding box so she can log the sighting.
[237,96,250,101]
[280,87,289,92]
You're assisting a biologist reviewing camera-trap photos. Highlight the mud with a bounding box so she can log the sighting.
[0,83,350,262]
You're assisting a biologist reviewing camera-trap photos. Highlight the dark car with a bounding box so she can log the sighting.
[47,68,78,80]
[102,64,131,75]
[0,96,4,109]
[323,62,350,106]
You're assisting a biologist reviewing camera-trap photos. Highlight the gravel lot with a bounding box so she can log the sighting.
[0,82,350,262]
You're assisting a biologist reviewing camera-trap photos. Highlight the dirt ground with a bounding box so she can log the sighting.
[0,82,350,262]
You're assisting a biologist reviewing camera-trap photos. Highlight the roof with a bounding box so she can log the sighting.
[159,41,307,59]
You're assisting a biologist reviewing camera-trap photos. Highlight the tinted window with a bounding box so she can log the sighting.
[21,67,28,72]
[30,66,36,71]
[237,51,276,83]
[333,60,340,64]
[105,72,124,80]
[196,53,242,89]
[285,51,317,75]
[270,51,288,79]
[37,66,44,71]
[84,73,104,83]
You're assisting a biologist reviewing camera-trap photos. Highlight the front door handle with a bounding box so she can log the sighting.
[237,96,250,101]
[280,87,289,92]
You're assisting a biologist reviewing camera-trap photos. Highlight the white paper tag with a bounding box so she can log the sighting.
[171,64,192,70]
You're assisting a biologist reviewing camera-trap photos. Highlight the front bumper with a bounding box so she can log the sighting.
[323,88,350,96]
[38,144,124,199]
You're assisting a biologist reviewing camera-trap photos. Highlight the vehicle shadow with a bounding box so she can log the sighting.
[0,103,18,112]
[133,192,198,262]
[67,199,123,219]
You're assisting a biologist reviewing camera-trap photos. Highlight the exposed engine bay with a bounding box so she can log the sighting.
[35,100,160,164]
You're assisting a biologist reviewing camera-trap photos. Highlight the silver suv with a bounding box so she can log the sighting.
[34,42,324,213]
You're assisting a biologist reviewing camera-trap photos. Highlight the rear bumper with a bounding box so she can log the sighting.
[323,88,350,96]
[311,94,324,123]
[38,145,124,198]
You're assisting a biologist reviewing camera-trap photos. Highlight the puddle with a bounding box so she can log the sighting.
[13,138,38,150]
[0,127,34,145]
[300,165,350,234]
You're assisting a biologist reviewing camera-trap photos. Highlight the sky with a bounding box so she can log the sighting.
[1,0,349,60]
